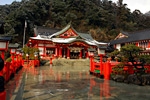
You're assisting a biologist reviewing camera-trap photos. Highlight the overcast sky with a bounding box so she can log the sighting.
[111,0,150,13]
[0,0,150,13]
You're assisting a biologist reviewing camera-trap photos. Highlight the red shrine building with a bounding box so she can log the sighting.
[110,29,150,55]
[28,23,107,59]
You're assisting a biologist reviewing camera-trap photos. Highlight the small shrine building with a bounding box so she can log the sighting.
[28,23,107,59]
[110,29,150,55]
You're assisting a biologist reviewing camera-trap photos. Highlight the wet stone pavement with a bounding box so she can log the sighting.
[5,65,150,100]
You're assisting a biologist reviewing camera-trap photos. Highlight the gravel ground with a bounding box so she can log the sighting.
[45,58,90,72]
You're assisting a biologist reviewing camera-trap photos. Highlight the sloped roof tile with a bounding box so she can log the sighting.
[34,26,61,36]
[110,29,150,44]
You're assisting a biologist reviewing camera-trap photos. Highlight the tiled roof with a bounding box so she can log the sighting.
[34,26,61,36]
[49,23,71,38]
[110,29,150,45]
[49,23,94,41]
[77,32,93,40]
[31,23,107,46]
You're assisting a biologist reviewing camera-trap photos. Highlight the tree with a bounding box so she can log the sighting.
[110,44,150,75]
[110,44,150,85]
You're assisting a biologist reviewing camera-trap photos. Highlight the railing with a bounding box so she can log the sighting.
[89,56,150,80]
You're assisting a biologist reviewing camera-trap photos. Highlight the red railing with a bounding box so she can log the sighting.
[89,56,150,80]
[1,59,40,83]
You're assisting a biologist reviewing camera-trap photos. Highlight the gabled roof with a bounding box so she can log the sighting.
[34,26,61,36]
[49,23,72,38]
[114,32,129,40]
[49,23,94,41]
[110,29,150,45]
[31,23,107,46]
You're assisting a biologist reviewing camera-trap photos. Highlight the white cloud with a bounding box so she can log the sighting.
[110,0,150,13]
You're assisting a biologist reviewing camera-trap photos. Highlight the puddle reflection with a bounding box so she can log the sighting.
[25,66,112,100]
[89,78,111,100]
[6,65,150,100]
[6,66,113,100]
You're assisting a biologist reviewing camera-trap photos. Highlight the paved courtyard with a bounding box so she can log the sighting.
[5,64,150,100]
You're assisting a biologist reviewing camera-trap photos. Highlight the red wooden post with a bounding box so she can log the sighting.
[79,50,82,59]
[55,47,58,57]
[89,54,94,73]
[59,47,62,58]
[104,62,111,80]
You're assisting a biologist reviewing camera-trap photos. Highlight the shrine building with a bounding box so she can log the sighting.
[110,29,150,55]
[28,23,107,59]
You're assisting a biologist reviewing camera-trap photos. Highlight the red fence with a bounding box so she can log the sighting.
[89,56,150,80]
[0,59,40,100]
[2,59,38,82]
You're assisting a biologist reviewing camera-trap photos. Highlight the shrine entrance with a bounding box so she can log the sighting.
[62,48,67,58]
[46,48,55,56]
[70,52,80,59]
[69,47,83,59]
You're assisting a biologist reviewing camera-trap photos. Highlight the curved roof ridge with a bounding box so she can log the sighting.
[49,23,71,38]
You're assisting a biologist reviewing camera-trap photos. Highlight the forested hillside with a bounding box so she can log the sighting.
[0,0,150,43]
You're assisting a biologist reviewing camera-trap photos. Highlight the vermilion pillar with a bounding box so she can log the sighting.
[59,47,62,58]
[90,55,94,73]
[79,50,82,59]
[55,47,58,57]
[104,62,111,80]
[44,45,46,57]
[57,47,59,58]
